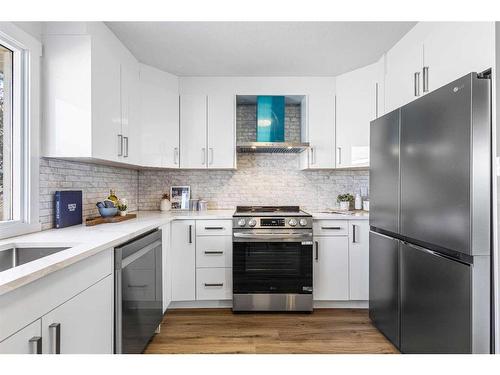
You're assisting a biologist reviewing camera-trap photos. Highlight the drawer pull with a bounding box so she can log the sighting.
[204,283,223,287]
[204,226,225,230]
[321,226,342,230]
[128,284,148,288]
[204,251,224,255]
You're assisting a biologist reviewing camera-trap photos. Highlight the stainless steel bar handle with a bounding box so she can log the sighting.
[49,323,61,354]
[29,336,42,354]
[337,147,342,165]
[202,148,206,165]
[310,147,315,165]
[352,224,357,243]
[204,283,223,287]
[321,226,342,230]
[118,134,123,156]
[174,147,179,165]
[414,72,421,97]
[204,251,223,255]
[209,148,214,165]
[123,136,129,158]
[188,225,192,244]
[205,226,225,230]
[315,241,319,261]
[128,284,148,288]
[233,232,312,239]
[423,66,429,93]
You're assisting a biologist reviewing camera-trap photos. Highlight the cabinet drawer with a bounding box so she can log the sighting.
[313,220,349,236]
[196,220,232,236]
[196,236,232,268]
[196,268,232,300]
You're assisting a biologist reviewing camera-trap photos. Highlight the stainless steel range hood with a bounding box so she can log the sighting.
[236,142,309,153]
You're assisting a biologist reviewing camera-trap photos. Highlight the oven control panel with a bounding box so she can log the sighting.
[260,218,285,227]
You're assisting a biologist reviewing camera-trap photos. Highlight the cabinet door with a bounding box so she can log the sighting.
[41,275,113,354]
[348,221,369,300]
[120,62,140,165]
[0,320,42,354]
[208,94,235,169]
[139,64,180,168]
[171,220,196,301]
[306,93,335,168]
[313,236,349,300]
[91,38,122,162]
[336,62,378,168]
[180,94,208,168]
[423,22,494,94]
[385,27,425,113]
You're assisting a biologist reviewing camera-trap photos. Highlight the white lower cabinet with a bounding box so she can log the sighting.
[313,219,369,302]
[0,248,113,354]
[41,275,113,354]
[348,221,370,300]
[196,236,232,268]
[171,220,196,301]
[0,320,42,354]
[313,236,350,300]
[196,268,232,300]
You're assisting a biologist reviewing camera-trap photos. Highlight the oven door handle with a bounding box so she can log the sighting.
[233,232,312,241]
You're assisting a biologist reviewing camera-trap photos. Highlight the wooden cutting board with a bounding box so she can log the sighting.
[85,213,137,226]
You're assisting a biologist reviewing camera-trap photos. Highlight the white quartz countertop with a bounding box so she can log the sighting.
[311,211,370,220]
[0,209,368,296]
[0,210,234,296]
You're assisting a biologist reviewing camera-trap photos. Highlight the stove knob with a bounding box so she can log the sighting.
[299,218,308,226]
[288,218,298,227]
[248,219,257,227]
[237,218,246,227]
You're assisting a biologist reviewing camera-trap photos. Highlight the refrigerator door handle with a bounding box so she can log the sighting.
[403,241,471,266]
[414,72,421,97]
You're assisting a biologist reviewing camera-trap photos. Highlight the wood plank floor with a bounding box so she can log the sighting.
[144,308,399,354]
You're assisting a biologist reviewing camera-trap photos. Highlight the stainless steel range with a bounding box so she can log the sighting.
[232,206,313,312]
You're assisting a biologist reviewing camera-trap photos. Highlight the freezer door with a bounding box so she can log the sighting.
[369,231,400,348]
[400,73,490,256]
[400,242,471,354]
[369,109,400,234]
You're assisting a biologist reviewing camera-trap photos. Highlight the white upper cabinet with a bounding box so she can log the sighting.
[422,22,494,94]
[303,93,336,169]
[42,22,140,166]
[385,22,494,113]
[335,62,379,168]
[180,93,236,169]
[139,64,180,168]
[385,24,426,113]
[180,94,208,169]
[207,94,236,169]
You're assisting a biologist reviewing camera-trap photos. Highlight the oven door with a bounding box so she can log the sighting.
[233,230,313,294]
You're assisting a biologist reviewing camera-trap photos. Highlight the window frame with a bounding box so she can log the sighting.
[0,23,41,239]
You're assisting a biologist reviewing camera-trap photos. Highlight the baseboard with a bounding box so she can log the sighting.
[166,300,368,310]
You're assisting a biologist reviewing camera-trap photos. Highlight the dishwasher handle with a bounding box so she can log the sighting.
[121,240,162,268]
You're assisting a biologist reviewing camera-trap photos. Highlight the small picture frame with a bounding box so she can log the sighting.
[170,186,191,210]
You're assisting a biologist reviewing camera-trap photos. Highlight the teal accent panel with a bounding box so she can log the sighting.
[256,96,285,142]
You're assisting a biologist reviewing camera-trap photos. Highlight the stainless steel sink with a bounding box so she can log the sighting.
[0,246,71,272]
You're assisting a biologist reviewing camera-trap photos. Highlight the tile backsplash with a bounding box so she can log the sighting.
[39,158,139,230]
[139,153,368,212]
[40,154,368,230]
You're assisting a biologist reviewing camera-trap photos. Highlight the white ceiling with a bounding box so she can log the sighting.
[106,22,416,77]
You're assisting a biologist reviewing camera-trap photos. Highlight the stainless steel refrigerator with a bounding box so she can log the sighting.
[369,72,492,354]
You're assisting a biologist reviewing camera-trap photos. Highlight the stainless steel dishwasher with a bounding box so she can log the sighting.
[114,229,163,354]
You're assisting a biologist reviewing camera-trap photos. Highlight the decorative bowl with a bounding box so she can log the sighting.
[98,206,118,218]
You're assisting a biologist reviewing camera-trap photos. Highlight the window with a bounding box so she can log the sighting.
[0,24,41,238]
[1,44,14,221]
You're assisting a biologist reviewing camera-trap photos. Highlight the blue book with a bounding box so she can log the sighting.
[54,190,83,228]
